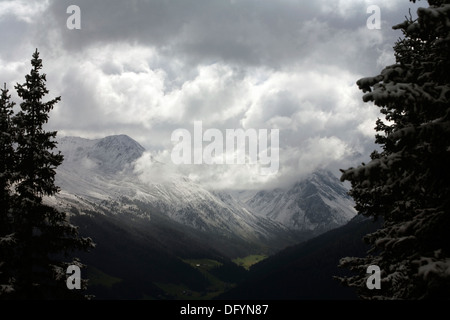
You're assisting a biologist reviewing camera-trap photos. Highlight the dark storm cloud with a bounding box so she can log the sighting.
[44,0,419,72]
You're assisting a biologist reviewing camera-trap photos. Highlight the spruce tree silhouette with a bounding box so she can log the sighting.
[0,49,94,299]
[0,83,16,294]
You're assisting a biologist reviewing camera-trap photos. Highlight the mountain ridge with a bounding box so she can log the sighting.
[52,134,356,254]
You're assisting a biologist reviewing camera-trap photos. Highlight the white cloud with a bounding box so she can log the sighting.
[297,136,351,169]
[1,0,420,190]
[41,39,383,190]
[0,0,49,23]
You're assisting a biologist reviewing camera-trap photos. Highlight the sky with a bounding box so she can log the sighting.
[0,0,423,190]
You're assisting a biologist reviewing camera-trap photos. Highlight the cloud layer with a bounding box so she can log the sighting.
[0,0,422,189]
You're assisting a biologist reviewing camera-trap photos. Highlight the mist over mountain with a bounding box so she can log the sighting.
[54,135,292,250]
[54,134,355,241]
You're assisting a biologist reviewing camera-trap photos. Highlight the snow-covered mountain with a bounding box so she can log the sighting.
[53,135,289,245]
[233,171,356,233]
[52,134,356,249]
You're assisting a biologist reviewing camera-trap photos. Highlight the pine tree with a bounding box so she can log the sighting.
[337,0,450,299]
[0,84,16,294]
[4,49,94,299]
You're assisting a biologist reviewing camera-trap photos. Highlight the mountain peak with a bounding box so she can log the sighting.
[96,134,142,146]
[94,134,145,156]
[58,134,145,174]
